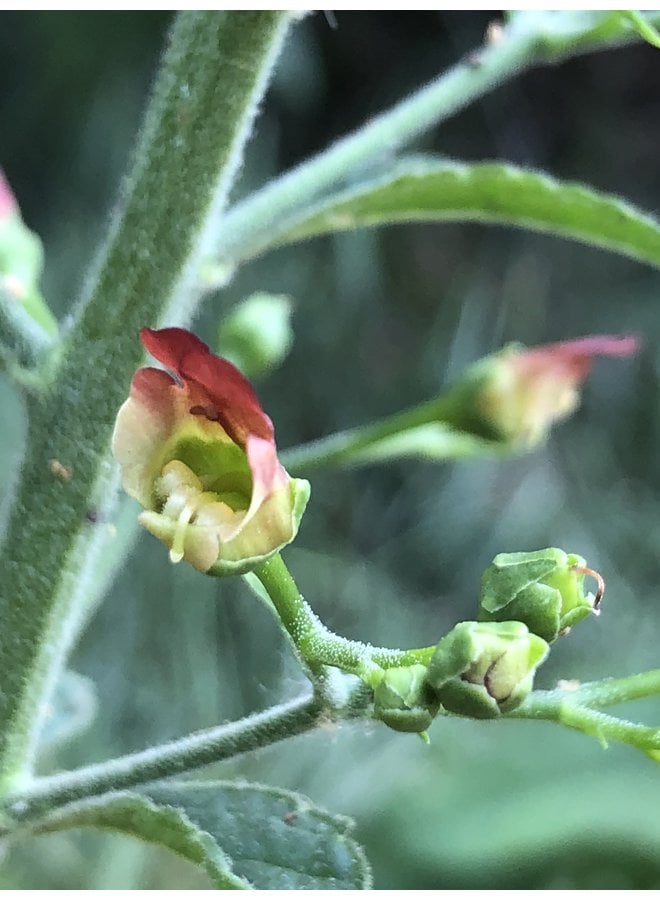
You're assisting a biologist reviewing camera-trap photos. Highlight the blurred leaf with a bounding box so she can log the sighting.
[330,422,499,465]
[259,158,660,272]
[217,292,294,379]
[509,10,660,59]
[619,11,660,50]
[36,781,371,890]
[37,671,97,756]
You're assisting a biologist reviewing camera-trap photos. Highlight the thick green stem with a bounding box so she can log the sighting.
[0,11,290,791]
[3,694,320,827]
[253,554,435,679]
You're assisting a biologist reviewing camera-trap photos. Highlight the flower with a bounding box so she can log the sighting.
[111,327,310,575]
[475,335,639,447]
[0,169,18,221]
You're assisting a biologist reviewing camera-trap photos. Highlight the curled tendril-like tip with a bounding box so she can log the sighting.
[573,565,605,615]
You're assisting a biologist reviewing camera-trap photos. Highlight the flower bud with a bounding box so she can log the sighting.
[427,621,549,719]
[457,336,638,449]
[478,548,601,643]
[217,293,293,380]
[372,664,439,734]
[0,169,58,338]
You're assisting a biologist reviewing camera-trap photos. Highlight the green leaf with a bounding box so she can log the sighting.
[333,422,500,466]
[253,158,660,272]
[34,781,371,890]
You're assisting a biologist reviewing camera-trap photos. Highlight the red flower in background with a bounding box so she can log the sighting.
[477,335,639,447]
[0,169,18,220]
[112,328,309,574]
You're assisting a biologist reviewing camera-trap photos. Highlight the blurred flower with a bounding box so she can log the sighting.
[0,169,18,220]
[475,335,639,447]
[112,327,310,575]
[427,621,549,719]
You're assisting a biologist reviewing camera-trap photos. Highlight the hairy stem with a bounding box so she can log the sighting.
[3,694,320,827]
[508,685,660,755]
[0,11,290,791]
[215,23,537,265]
[279,390,500,475]
[214,12,660,268]
[254,554,435,680]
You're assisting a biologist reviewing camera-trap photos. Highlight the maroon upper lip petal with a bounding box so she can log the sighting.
[139,326,275,447]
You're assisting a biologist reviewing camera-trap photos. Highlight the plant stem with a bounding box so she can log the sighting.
[563,670,660,710]
[253,554,435,680]
[215,24,538,265]
[507,687,660,756]
[279,391,501,475]
[3,694,321,827]
[213,12,660,269]
[0,11,290,792]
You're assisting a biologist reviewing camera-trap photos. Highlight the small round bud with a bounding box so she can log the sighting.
[427,621,549,719]
[478,548,601,643]
[372,664,439,734]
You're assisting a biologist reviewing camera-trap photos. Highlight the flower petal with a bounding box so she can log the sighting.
[140,327,273,447]
[0,170,18,220]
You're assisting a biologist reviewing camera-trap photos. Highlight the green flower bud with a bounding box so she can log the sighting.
[478,548,603,643]
[427,621,549,719]
[373,664,439,734]
[217,293,293,380]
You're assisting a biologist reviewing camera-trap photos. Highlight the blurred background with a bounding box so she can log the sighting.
[1,10,660,889]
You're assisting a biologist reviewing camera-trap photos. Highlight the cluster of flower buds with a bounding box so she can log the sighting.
[370,548,603,733]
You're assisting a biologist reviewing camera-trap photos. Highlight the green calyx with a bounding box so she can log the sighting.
[141,450,310,576]
[478,548,599,642]
[0,198,58,338]
[372,664,439,734]
[427,621,550,719]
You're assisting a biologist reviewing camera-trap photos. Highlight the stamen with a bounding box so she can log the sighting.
[169,490,220,563]
[572,565,605,614]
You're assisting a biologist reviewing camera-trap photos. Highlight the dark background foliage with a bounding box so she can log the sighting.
[1,11,660,889]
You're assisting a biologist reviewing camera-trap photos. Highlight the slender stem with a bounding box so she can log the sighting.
[214,13,660,269]
[215,25,537,266]
[3,694,320,827]
[561,669,660,710]
[253,554,435,680]
[507,688,660,755]
[279,389,503,474]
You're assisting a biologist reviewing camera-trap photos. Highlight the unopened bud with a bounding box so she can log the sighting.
[478,548,602,643]
[372,664,439,734]
[427,621,549,719]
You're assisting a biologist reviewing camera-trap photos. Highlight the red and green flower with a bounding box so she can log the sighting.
[112,327,310,575]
